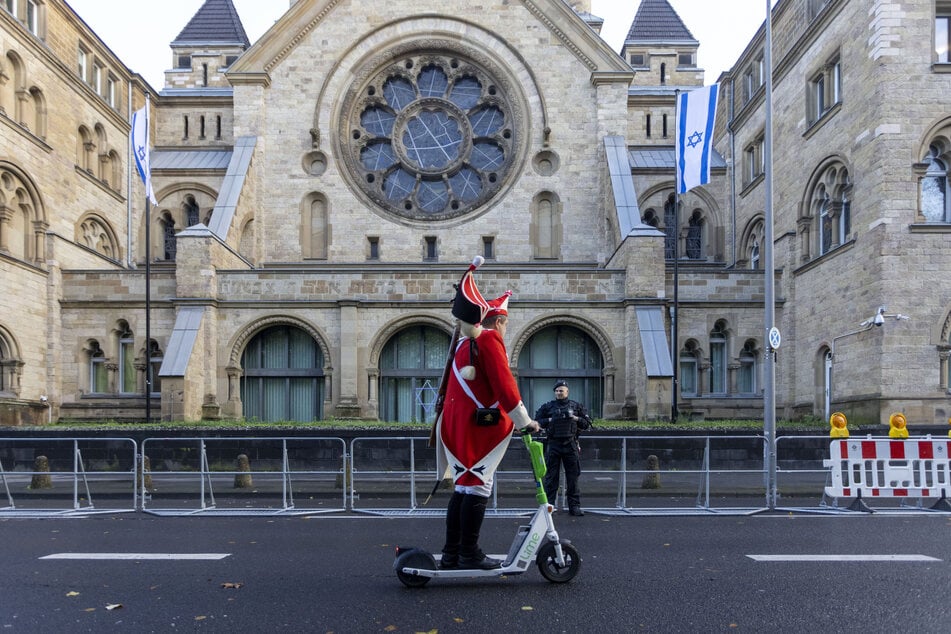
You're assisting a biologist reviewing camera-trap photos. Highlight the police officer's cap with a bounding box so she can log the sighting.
[553,380,568,391]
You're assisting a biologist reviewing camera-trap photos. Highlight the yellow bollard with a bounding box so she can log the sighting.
[888,412,908,439]
[829,412,849,438]
[948,417,951,439]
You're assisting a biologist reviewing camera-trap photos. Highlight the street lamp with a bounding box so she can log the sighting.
[824,306,909,422]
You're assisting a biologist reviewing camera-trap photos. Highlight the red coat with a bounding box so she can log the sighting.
[437,328,523,486]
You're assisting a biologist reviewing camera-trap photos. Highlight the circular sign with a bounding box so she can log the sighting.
[768,327,782,350]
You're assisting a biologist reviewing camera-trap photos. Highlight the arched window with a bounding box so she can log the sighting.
[532,192,561,259]
[516,325,603,417]
[0,325,22,396]
[709,320,728,394]
[806,162,852,257]
[161,212,176,261]
[117,322,135,394]
[679,340,700,397]
[737,339,758,394]
[378,326,449,423]
[750,239,760,270]
[240,326,324,422]
[686,209,704,260]
[148,339,163,396]
[184,195,200,227]
[922,144,951,223]
[77,126,94,172]
[88,340,107,394]
[301,193,329,259]
[663,194,678,260]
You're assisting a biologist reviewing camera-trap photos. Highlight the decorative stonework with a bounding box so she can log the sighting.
[338,43,527,222]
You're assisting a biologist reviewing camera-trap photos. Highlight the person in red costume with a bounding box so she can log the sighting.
[436,256,539,570]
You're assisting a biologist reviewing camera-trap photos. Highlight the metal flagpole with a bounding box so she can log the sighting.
[145,196,151,425]
[671,89,681,423]
[763,0,777,509]
[143,95,152,425]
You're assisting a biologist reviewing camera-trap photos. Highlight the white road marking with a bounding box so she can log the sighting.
[747,554,940,562]
[40,553,230,560]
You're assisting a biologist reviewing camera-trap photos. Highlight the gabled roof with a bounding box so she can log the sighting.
[624,0,697,45]
[172,0,251,48]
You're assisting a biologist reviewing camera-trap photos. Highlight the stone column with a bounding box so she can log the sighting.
[335,301,360,417]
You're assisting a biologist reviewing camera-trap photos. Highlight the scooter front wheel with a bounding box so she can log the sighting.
[394,548,436,588]
[536,541,580,583]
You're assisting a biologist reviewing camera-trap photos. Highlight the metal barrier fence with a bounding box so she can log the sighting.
[140,437,347,516]
[3,434,949,517]
[350,435,772,516]
[0,437,138,517]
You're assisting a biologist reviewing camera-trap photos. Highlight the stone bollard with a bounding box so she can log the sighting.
[139,455,155,493]
[641,454,662,489]
[234,454,253,488]
[335,455,351,491]
[30,455,53,489]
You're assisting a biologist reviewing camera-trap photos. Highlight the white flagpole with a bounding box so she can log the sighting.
[763,0,777,509]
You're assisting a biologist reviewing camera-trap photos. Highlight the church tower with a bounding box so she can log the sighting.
[165,0,251,90]
[622,0,703,88]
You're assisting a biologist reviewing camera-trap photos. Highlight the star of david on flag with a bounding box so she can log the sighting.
[675,84,719,194]
[130,101,157,204]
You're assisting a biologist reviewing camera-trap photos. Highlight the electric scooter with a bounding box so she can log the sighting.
[394,431,581,586]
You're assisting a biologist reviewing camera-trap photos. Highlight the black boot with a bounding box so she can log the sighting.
[440,492,464,569]
[458,494,502,570]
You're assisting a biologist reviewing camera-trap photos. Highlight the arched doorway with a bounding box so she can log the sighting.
[516,325,603,417]
[240,326,325,422]
[379,325,450,423]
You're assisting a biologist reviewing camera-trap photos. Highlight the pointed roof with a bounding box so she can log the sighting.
[172,0,251,48]
[625,0,697,44]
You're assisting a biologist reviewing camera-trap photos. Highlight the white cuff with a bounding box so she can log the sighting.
[507,402,532,430]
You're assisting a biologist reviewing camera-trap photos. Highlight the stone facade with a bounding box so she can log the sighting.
[1,0,949,427]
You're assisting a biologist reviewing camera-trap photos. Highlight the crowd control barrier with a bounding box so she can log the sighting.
[349,435,771,516]
[823,436,951,512]
[0,437,138,517]
[140,437,347,516]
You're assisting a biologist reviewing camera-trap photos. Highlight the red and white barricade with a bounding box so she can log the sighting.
[824,436,951,510]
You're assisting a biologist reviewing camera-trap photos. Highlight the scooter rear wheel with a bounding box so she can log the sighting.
[536,541,580,583]
[395,549,436,588]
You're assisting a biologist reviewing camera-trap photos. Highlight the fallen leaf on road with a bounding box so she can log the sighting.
[221,582,243,589]
[105,604,122,611]
[66,591,80,597]
[521,606,534,611]
[383,626,397,632]
[83,608,95,612]
[453,618,464,623]
[195,615,207,621]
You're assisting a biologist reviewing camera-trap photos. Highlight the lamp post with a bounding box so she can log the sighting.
[824,307,909,422]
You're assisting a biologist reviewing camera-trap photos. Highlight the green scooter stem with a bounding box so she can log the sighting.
[521,431,548,506]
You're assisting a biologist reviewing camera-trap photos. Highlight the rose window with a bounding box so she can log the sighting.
[344,54,516,220]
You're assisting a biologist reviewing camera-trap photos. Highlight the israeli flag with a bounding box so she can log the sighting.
[130,102,157,204]
[675,84,719,194]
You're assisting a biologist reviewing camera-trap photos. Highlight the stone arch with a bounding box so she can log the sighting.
[145,183,218,261]
[367,314,453,371]
[0,160,45,262]
[228,315,334,374]
[76,211,121,261]
[510,313,616,374]
[799,154,853,257]
[0,322,23,396]
[738,213,765,268]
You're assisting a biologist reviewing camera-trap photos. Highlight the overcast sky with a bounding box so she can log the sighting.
[65,0,771,91]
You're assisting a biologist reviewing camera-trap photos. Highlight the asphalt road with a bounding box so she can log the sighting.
[2,512,950,632]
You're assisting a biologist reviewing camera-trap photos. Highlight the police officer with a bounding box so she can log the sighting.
[534,380,592,516]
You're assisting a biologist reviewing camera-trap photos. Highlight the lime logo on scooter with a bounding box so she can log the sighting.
[519,531,542,564]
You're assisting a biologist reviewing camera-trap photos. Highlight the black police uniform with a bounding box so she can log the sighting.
[534,397,592,514]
